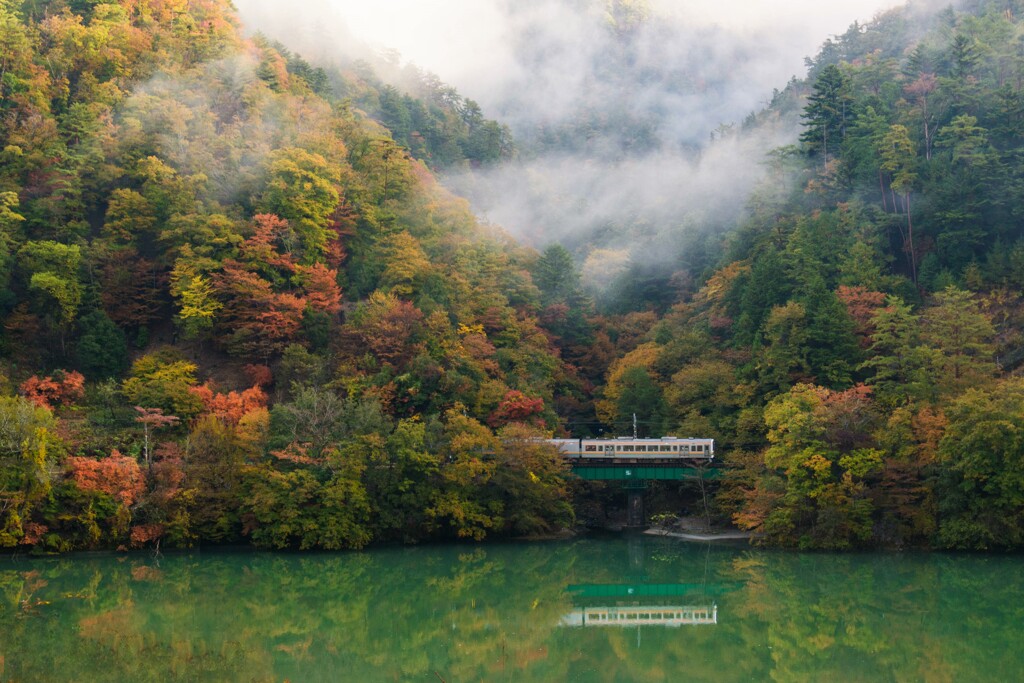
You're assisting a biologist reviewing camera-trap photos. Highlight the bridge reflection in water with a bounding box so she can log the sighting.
[560,583,720,629]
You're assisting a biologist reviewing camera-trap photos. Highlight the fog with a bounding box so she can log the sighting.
[234,0,906,114]
[233,0,911,287]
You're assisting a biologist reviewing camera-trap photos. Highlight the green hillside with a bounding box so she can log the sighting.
[594,0,1024,549]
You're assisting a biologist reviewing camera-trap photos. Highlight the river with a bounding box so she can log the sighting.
[0,536,1021,681]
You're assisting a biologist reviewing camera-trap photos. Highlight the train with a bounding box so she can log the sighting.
[547,436,715,460]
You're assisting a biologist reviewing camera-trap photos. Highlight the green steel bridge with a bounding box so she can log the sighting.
[564,455,722,527]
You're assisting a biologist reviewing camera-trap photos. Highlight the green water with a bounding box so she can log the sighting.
[0,537,1022,682]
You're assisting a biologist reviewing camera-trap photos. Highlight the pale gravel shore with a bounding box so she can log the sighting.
[643,527,752,542]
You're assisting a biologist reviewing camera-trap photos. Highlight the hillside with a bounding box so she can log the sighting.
[0,0,574,551]
[4,0,1024,553]
[595,0,1024,549]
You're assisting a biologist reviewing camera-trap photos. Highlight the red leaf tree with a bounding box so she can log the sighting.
[20,370,85,409]
[488,390,546,428]
[213,261,306,359]
[67,450,146,507]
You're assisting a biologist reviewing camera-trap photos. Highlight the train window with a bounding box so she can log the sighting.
[635,445,646,452]
[585,445,597,452]
[661,445,671,452]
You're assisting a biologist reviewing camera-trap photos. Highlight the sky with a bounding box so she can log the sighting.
[234,0,907,106]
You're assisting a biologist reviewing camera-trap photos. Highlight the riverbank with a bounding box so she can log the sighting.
[644,516,753,543]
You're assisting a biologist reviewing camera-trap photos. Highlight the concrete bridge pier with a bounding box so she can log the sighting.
[623,480,649,528]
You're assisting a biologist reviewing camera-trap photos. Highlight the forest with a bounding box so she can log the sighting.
[0,0,1023,553]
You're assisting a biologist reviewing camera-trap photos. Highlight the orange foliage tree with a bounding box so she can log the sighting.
[298,262,342,315]
[836,285,886,348]
[66,450,146,507]
[20,370,85,409]
[243,364,273,388]
[190,383,268,425]
[344,291,424,368]
[213,261,306,359]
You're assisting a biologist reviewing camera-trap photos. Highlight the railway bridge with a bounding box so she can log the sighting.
[548,437,720,527]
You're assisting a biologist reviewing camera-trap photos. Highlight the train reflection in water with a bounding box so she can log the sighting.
[560,604,717,627]
[560,583,719,629]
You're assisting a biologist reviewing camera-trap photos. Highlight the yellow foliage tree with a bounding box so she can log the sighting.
[596,342,661,424]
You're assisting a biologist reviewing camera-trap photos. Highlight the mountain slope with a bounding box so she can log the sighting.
[0,0,574,551]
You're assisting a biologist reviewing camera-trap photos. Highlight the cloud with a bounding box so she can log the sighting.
[232,0,908,282]
[235,0,904,117]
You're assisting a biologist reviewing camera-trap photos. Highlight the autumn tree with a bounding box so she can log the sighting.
[0,397,57,547]
[183,416,254,543]
[122,350,203,419]
[212,261,305,360]
[17,240,83,351]
[297,262,342,315]
[487,390,545,428]
[66,450,145,507]
[428,409,501,540]
[378,231,433,297]
[921,287,997,398]
[97,249,166,331]
[258,148,341,262]
[20,370,85,410]
[134,407,180,469]
[169,257,221,341]
[343,291,425,368]
[835,285,886,349]
[935,378,1024,549]
[490,423,574,536]
[738,384,882,549]
[190,383,268,425]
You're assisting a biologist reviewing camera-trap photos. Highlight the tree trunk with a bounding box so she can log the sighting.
[905,192,918,286]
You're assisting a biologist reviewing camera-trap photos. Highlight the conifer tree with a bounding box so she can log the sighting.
[800,64,854,164]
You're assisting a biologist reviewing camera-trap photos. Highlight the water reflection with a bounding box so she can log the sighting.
[0,539,1022,681]
[561,593,717,628]
[560,537,727,630]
